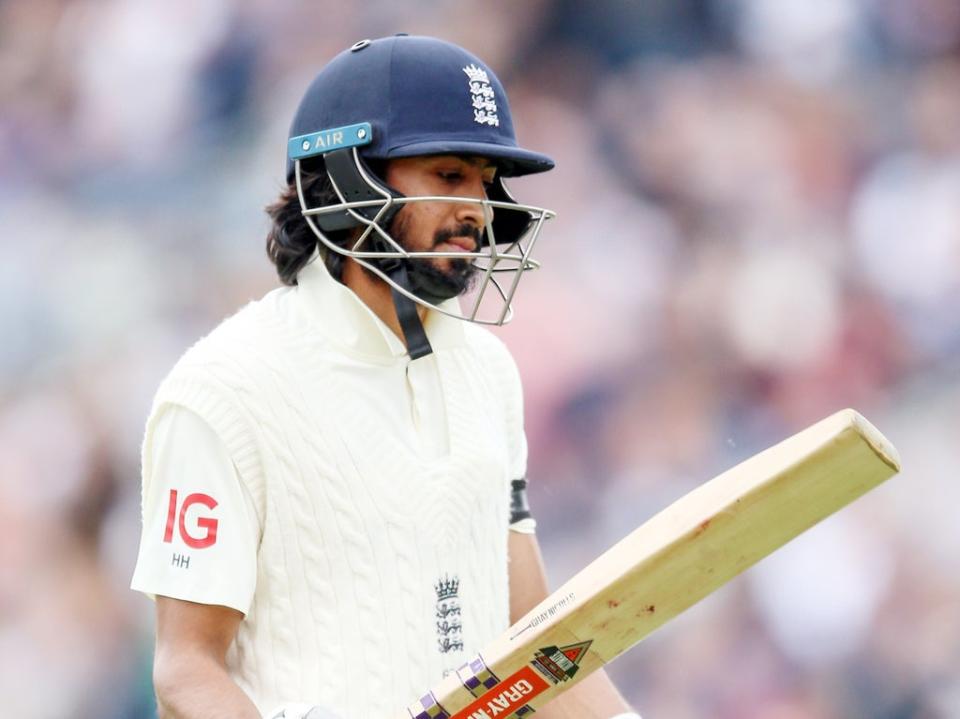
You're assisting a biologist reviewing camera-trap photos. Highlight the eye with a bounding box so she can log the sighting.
[438,171,463,183]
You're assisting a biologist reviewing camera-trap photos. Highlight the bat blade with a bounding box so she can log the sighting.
[400,408,900,719]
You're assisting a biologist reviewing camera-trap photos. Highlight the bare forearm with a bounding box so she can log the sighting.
[508,532,635,718]
[536,670,633,718]
[155,649,260,719]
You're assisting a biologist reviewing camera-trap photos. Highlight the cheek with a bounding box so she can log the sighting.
[397,204,447,246]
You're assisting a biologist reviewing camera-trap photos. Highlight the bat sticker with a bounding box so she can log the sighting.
[407,692,451,719]
[457,655,501,698]
[531,641,592,684]
[509,592,575,640]
[448,665,546,719]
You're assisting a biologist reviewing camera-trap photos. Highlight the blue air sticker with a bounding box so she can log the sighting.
[288,122,373,160]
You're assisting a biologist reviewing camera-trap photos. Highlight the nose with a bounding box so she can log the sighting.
[453,177,490,230]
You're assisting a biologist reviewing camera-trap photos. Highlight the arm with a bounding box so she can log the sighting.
[133,406,265,717]
[153,596,261,719]
[508,531,636,719]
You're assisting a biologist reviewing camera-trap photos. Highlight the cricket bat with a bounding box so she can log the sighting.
[401,408,900,719]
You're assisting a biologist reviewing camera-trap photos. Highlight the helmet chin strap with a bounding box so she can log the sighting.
[379,258,434,361]
[371,232,468,361]
[390,266,434,360]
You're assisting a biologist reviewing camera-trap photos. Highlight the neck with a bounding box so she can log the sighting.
[341,258,428,346]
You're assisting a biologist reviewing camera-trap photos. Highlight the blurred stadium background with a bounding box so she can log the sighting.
[2,0,959,716]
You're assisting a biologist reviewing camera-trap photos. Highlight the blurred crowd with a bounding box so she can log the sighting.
[1,0,959,717]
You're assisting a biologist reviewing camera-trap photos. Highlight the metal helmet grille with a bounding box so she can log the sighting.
[294,152,556,325]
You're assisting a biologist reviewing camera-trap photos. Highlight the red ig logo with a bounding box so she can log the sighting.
[163,490,219,549]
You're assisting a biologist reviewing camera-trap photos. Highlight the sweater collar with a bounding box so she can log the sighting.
[294,253,466,360]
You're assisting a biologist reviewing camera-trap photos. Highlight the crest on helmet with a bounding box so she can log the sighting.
[463,64,499,127]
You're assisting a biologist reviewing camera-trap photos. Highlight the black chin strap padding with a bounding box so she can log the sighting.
[318,149,403,232]
[388,263,433,360]
[488,176,533,245]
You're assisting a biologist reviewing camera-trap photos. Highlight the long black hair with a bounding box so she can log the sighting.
[265,161,349,285]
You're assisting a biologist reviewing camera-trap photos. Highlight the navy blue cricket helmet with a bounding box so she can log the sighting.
[286,35,555,180]
[285,35,556,357]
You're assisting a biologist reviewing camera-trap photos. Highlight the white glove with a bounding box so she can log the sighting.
[609,713,643,719]
[267,704,343,719]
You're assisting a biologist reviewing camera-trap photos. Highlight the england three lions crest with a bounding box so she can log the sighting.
[435,575,464,654]
[463,64,499,127]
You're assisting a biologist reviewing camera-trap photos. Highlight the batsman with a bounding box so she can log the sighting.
[131,35,639,719]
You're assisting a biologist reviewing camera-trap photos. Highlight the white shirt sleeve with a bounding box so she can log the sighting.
[131,404,261,614]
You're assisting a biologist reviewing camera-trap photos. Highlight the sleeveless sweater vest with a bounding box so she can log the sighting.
[142,283,527,717]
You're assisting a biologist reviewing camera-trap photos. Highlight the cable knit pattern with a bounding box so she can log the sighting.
[143,285,525,718]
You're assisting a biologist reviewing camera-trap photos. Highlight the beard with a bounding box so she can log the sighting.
[389,216,482,302]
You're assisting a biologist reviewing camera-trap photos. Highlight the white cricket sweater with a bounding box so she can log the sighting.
[135,257,528,717]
